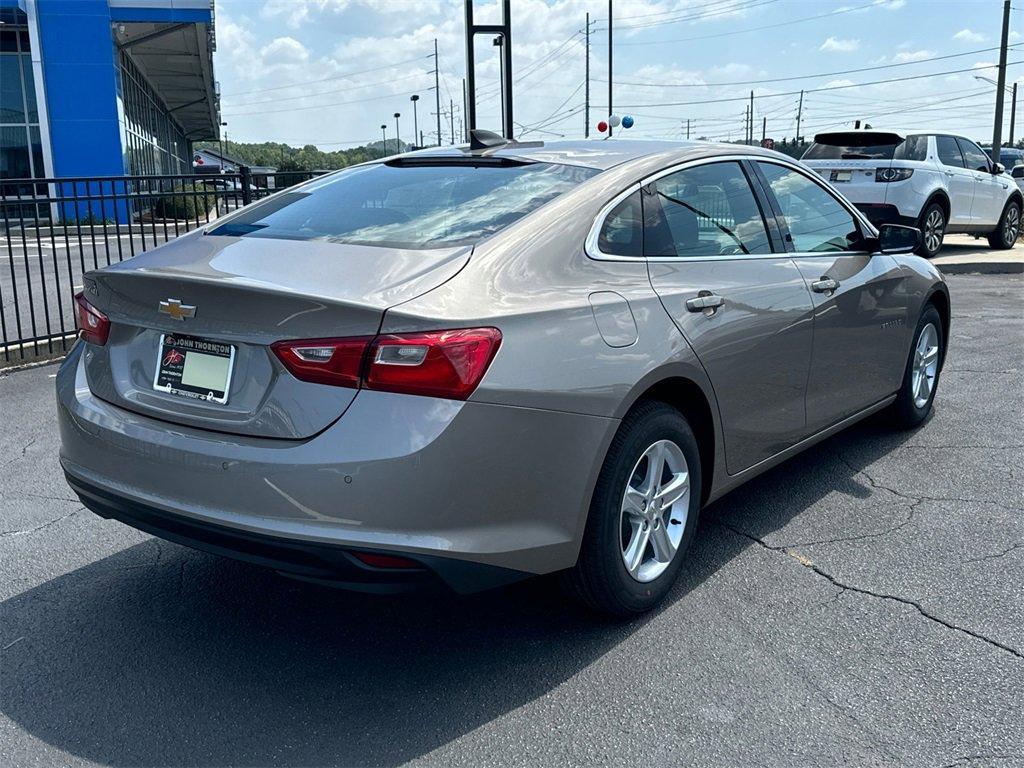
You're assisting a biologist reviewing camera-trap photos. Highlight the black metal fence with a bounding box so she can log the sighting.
[0,169,323,365]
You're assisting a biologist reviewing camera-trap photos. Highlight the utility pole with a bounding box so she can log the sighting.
[762,116,766,144]
[744,105,749,144]
[434,39,442,147]
[992,0,1011,164]
[606,0,614,137]
[1011,82,1018,146]
[749,91,754,145]
[687,118,690,140]
[796,89,804,144]
[450,99,455,144]
[585,12,591,138]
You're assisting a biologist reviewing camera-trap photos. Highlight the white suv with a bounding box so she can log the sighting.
[802,129,1021,257]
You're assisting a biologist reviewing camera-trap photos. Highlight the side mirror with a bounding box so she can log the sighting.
[1011,166,1024,179]
[877,223,921,255]
[993,162,1006,175]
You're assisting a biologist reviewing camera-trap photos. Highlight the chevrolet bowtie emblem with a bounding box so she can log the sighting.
[158,299,196,321]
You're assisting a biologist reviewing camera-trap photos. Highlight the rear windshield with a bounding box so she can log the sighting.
[207,160,599,249]
[803,134,927,161]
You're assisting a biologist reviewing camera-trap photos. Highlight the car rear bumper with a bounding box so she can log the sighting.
[57,344,617,591]
[854,203,918,228]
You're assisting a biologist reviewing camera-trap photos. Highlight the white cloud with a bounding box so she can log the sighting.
[893,49,935,63]
[820,37,860,53]
[259,37,311,64]
[953,28,986,43]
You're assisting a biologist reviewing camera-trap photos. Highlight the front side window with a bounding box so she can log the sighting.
[598,191,642,257]
[757,162,862,253]
[936,136,965,168]
[642,161,771,258]
[956,138,991,173]
[208,160,599,249]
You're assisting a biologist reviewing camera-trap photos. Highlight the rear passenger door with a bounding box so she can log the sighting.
[643,159,815,475]
[754,161,909,431]
[935,135,974,226]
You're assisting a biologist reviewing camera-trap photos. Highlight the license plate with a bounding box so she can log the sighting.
[831,170,853,182]
[153,333,235,404]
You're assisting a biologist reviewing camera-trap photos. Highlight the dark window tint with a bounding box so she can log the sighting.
[642,161,771,258]
[936,136,965,168]
[803,134,927,161]
[758,162,862,253]
[956,137,990,172]
[598,191,642,257]
[208,161,599,249]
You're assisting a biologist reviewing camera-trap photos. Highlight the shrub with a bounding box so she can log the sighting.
[151,186,216,220]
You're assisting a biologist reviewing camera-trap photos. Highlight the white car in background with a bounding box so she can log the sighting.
[802,129,1021,257]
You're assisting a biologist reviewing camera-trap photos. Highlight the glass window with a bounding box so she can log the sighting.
[598,191,642,257]
[758,162,863,253]
[209,161,600,248]
[957,137,991,173]
[0,126,32,179]
[803,133,927,161]
[936,136,965,168]
[642,161,771,258]
[22,54,36,122]
[0,53,25,122]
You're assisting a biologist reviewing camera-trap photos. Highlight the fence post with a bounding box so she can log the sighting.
[239,165,252,205]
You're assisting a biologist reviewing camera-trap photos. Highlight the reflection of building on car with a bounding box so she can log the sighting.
[802,130,1022,257]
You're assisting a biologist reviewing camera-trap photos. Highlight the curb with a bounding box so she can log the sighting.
[936,262,1024,275]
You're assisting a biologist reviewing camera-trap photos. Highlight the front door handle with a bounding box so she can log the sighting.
[811,277,839,294]
[685,291,725,315]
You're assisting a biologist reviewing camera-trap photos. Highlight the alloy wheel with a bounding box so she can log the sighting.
[924,209,944,254]
[619,439,690,583]
[911,322,940,409]
[1004,205,1020,245]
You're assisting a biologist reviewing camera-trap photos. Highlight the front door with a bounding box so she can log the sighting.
[958,136,1008,227]
[755,161,910,432]
[642,160,814,475]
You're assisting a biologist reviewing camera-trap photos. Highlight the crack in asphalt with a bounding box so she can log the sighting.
[965,542,1024,564]
[722,522,1024,662]
[0,508,84,538]
[941,755,1024,768]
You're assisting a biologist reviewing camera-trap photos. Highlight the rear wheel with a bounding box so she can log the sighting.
[916,202,946,258]
[987,199,1021,249]
[889,305,943,429]
[562,401,701,616]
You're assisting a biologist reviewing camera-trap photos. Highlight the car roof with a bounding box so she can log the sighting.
[813,128,982,141]
[401,138,790,171]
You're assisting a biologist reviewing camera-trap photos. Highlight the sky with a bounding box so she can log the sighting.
[213,0,1024,150]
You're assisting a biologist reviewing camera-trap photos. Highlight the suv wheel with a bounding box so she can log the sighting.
[987,200,1021,250]
[561,401,701,616]
[916,202,945,258]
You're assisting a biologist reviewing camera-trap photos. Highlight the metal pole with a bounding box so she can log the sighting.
[381,124,387,156]
[450,99,455,144]
[394,113,401,152]
[1011,82,1018,146]
[410,94,420,149]
[434,39,442,147]
[992,0,1011,165]
[585,12,590,138]
[464,2,476,132]
[796,89,804,143]
[749,91,754,145]
[607,0,613,137]
[501,0,513,139]
[762,116,766,143]
[462,78,468,141]
[687,119,690,140]
[496,36,506,134]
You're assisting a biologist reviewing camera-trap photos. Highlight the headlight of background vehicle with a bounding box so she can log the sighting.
[875,168,914,182]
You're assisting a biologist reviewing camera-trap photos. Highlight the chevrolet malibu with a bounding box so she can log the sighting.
[57,136,949,615]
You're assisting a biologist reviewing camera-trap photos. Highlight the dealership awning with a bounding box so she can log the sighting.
[115,18,220,141]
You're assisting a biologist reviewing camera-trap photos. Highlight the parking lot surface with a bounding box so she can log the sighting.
[0,274,1021,767]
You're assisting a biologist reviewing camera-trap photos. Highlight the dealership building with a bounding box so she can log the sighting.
[1,0,219,183]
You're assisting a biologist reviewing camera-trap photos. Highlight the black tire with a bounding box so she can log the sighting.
[915,201,946,258]
[561,401,702,616]
[889,304,943,429]
[987,199,1021,250]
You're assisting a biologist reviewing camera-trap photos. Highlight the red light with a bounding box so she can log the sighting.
[597,120,608,133]
[74,291,110,346]
[351,551,422,569]
[366,328,501,400]
[272,327,501,400]
[271,336,371,388]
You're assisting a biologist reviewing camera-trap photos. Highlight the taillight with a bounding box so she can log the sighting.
[876,168,913,182]
[74,291,110,346]
[271,327,501,401]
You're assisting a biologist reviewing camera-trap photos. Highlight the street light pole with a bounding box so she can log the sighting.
[380,124,387,157]
[394,112,401,153]
[410,95,420,149]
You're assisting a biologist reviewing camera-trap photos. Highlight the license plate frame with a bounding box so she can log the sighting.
[153,333,236,405]
[832,170,853,182]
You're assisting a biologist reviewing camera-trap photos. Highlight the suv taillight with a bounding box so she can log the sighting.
[876,168,913,182]
[74,291,110,346]
[271,327,502,401]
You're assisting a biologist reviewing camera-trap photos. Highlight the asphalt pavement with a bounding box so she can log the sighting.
[0,274,1021,767]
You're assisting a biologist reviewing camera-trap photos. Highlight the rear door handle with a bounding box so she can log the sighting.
[811,277,839,294]
[685,291,725,314]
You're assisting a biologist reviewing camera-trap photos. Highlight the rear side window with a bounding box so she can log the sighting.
[758,162,862,253]
[598,191,643,257]
[936,136,965,168]
[642,161,772,258]
[956,138,991,173]
[803,134,927,161]
[208,161,599,249]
